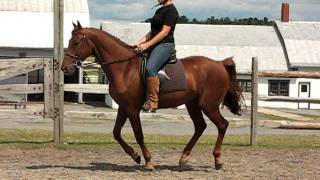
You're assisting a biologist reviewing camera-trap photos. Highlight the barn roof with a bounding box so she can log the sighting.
[0,0,89,49]
[98,21,288,73]
[275,21,320,67]
[0,0,88,13]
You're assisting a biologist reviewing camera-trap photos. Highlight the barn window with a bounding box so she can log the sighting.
[301,85,308,92]
[268,80,289,96]
[238,79,251,92]
[19,52,26,57]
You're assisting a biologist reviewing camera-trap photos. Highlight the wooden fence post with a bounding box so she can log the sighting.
[250,57,258,145]
[78,67,84,103]
[43,58,53,118]
[53,0,64,144]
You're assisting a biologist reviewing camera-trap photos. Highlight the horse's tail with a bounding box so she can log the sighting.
[222,57,245,115]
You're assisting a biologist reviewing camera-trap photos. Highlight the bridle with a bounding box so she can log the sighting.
[65,49,141,68]
[65,34,142,68]
[65,52,83,67]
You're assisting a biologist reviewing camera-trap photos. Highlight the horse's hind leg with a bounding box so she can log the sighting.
[203,108,229,170]
[179,101,207,166]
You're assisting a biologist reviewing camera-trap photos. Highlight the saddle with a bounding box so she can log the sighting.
[140,50,187,92]
[167,50,178,64]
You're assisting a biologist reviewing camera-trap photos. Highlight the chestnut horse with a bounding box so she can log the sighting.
[62,22,243,170]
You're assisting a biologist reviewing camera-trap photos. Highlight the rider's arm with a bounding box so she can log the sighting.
[145,25,171,47]
[136,31,151,45]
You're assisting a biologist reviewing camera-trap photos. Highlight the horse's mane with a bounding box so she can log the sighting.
[87,28,134,51]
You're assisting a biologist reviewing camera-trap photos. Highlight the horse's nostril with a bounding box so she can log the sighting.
[61,66,67,72]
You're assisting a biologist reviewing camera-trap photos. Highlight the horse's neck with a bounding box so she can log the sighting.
[87,30,133,62]
[87,30,139,84]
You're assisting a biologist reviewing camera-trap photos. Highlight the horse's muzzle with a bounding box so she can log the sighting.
[61,64,76,76]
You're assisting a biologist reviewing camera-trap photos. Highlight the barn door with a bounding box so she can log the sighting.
[298,82,310,109]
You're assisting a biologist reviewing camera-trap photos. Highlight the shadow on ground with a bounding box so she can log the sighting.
[27,162,213,172]
[0,140,52,144]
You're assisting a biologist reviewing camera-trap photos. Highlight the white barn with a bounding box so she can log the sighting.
[0,0,90,57]
[0,0,90,101]
[97,20,320,109]
[1,1,319,110]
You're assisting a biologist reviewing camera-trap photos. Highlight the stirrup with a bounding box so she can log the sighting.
[158,70,170,80]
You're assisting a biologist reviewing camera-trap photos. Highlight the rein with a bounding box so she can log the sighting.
[65,29,145,68]
[65,47,142,68]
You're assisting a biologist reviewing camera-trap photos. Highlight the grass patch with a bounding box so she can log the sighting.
[258,112,294,121]
[294,113,320,119]
[0,129,319,150]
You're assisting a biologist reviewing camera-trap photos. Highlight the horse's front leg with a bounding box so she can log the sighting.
[128,110,154,171]
[113,107,141,164]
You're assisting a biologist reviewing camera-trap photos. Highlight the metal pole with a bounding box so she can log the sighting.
[53,0,64,144]
[250,57,258,145]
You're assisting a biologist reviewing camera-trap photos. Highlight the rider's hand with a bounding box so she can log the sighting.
[136,43,150,52]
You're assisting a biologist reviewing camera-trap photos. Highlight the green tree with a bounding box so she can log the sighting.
[177,15,189,24]
[223,17,231,24]
[145,15,274,26]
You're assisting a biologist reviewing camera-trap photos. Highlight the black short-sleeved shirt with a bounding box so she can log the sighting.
[151,4,179,44]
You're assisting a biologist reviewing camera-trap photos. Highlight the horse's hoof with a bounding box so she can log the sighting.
[134,155,141,164]
[143,165,155,172]
[215,163,223,170]
[179,159,188,166]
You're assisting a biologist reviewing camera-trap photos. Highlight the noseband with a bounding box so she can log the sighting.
[65,52,83,68]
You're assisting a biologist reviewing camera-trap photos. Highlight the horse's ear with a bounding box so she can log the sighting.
[100,24,103,31]
[72,21,77,28]
[77,20,82,29]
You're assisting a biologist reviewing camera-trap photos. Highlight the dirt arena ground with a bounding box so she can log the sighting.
[0,146,319,180]
[1,103,320,179]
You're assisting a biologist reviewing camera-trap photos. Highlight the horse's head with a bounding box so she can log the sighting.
[61,21,94,75]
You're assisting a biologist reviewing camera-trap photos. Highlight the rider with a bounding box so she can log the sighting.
[135,0,179,113]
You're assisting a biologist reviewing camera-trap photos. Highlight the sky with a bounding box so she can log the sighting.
[88,0,320,22]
